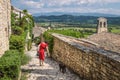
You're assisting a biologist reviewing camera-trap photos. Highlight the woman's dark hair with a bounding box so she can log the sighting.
[45,41,48,44]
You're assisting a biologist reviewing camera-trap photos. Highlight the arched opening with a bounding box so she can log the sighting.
[104,22,106,27]
[100,22,102,27]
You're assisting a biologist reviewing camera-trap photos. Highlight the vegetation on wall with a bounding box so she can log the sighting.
[33,36,41,46]
[43,31,54,54]
[0,9,34,80]
[11,26,24,35]
[48,29,84,38]
[11,10,34,52]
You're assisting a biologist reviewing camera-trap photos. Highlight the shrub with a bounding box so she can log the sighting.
[0,50,21,80]
[33,36,41,46]
[11,26,24,35]
[0,77,12,80]
[10,35,25,53]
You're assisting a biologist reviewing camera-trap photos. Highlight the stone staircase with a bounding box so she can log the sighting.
[21,26,81,80]
[21,43,81,80]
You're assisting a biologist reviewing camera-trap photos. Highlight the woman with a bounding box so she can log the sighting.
[38,41,49,66]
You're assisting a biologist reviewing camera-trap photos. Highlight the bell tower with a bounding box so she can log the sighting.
[97,17,108,33]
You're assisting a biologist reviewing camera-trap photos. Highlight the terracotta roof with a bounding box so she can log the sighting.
[87,32,120,54]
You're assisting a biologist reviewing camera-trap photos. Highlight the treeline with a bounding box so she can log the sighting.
[34,15,120,25]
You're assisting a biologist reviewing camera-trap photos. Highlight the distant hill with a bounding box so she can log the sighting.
[34,15,120,25]
[33,12,120,17]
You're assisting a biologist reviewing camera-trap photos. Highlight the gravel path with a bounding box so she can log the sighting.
[21,43,81,80]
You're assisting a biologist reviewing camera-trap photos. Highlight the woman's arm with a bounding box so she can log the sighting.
[46,46,50,57]
[37,44,40,52]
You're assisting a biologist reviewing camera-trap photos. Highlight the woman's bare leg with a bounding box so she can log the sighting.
[39,60,44,66]
[41,60,44,66]
[39,60,42,66]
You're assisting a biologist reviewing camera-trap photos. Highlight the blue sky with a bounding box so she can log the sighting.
[11,0,120,15]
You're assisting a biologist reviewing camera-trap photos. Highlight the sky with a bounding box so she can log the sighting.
[11,0,120,15]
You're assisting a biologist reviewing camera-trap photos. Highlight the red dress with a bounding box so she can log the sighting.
[38,42,48,61]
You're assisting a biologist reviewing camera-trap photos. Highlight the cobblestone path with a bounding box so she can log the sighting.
[21,43,81,80]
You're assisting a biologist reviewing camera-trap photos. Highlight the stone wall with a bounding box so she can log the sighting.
[52,33,120,80]
[0,0,11,56]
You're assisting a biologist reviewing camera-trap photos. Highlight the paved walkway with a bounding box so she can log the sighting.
[21,43,81,80]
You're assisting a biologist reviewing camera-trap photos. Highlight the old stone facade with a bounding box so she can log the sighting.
[0,0,11,56]
[97,17,108,33]
[52,33,120,80]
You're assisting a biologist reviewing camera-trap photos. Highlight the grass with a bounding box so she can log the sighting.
[20,72,28,80]
[20,54,31,80]
[111,28,120,34]
[21,54,31,65]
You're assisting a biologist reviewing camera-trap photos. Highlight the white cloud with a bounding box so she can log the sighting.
[42,0,120,7]
[93,8,120,15]
[21,0,44,8]
[12,0,120,15]
[28,6,120,15]
[102,0,120,3]
[43,0,77,6]
[18,0,120,8]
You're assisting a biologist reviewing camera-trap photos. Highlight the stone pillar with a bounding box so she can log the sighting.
[97,17,108,33]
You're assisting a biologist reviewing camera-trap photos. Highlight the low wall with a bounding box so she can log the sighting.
[52,34,120,80]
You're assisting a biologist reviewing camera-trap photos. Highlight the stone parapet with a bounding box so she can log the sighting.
[52,33,120,80]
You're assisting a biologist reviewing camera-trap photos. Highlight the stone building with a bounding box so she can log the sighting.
[0,0,11,56]
[87,17,120,53]
[11,6,24,19]
[97,17,108,33]
[87,32,120,54]
[11,6,31,19]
